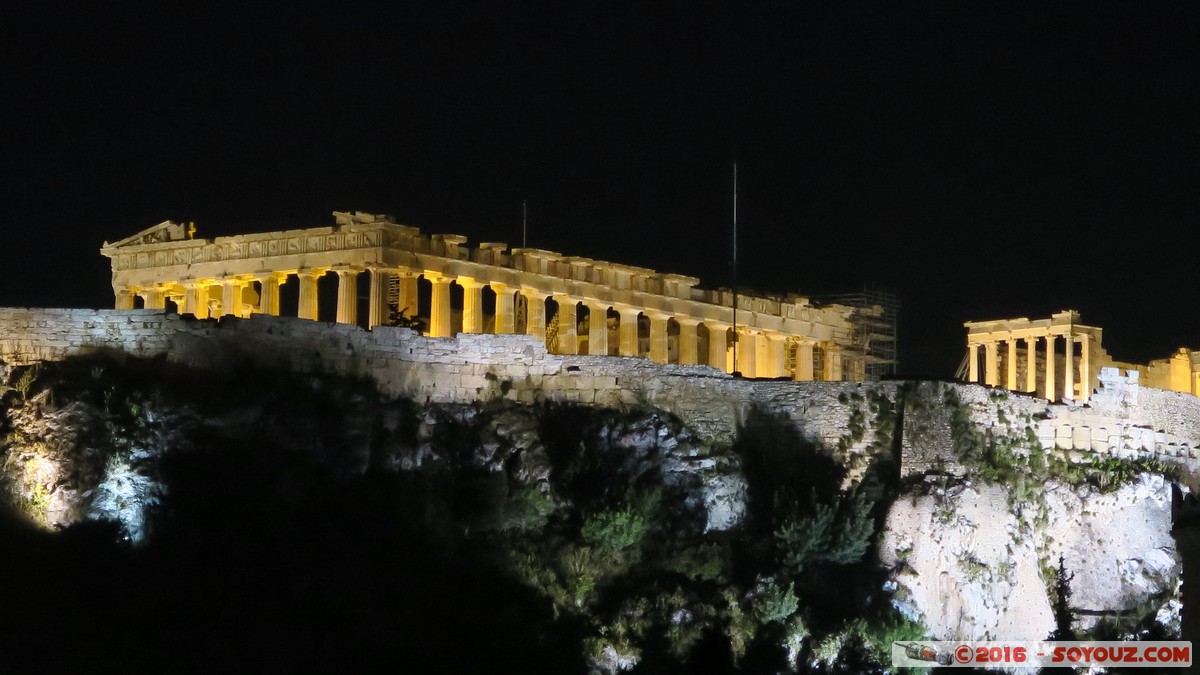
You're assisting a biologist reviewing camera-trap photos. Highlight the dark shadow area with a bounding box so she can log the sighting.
[732,405,846,533]
[0,440,582,674]
[1173,484,1200,654]
[0,355,583,675]
[538,401,669,514]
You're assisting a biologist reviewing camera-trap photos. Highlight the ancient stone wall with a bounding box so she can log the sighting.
[0,309,892,457]
[3,308,1199,479]
[900,376,1200,486]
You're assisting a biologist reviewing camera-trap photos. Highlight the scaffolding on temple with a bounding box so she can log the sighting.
[814,286,899,381]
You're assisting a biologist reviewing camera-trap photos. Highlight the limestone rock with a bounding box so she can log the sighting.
[880,475,1181,641]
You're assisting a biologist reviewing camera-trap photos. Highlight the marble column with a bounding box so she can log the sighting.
[297,270,323,321]
[220,278,244,317]
[554,296,578,355]
[968,342,980,383]
[766,334,787,378]
[428,274,453,337]
[1045,334,1057,400]
[587,302,609,355]
[256,273,282,317]
[523,288,546,340]
[1025,337,1038,393]
[707,323,728,372]
[115,287,135,310]
[824,344,842,382]
[795,341,815,381]
[182,281,208,319]
[397,272,419,317]
[677,318,700,365]
[1063,335,1075,400]
[648,313,668,364]
[459,277,485,333]
[1006,338,1018,390]
[492,283,515,334]
[618,308,641,357]
[139,287,166,310]
[367,268,390,328]
[334,269,358,325]
[737,330,757,377]
[1080,333,1091,403]
[984,341,1000,386]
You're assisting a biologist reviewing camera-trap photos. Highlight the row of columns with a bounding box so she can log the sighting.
[967,332,1092,402]
[118,266,842,380]
[119,267,361,322]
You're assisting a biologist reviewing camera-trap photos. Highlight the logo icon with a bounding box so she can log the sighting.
[900,642,953,666]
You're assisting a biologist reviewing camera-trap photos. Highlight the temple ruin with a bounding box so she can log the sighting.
[101,211,897,381]
[963,310,1200,401]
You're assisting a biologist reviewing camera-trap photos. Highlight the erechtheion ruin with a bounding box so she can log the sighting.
[101,211,897,381]
[964,310,1200,401]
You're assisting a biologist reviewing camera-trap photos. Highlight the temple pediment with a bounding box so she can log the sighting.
[102,220,194,249]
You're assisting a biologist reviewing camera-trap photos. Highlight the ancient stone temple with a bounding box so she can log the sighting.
[963,310,1200,401]
[101,211,897,381]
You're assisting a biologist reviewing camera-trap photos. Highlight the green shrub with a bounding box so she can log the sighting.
[582,508,648,554]
[853,612,927,662]
[580,488,660,556]
[662,541,729,583]
[751,576,798,624]
[563,546,601,607]
[722,589,756,664]
[499,484,554,532]
[776,488,875,574]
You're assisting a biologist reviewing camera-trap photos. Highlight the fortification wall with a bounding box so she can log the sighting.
[0,308,893,457]
[3,308,1198,478]
[901,376,1200,483]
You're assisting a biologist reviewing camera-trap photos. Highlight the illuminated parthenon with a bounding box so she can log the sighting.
[101,211,897,381]
[964,310,1200,400]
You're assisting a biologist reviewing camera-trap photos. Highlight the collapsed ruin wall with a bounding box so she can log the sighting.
[2,308,1198,477]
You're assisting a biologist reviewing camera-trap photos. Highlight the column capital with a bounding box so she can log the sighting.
[329,265,363,275]
[296,268,327,280]
[425,271,453,284]
[456,276,486,290]
[676,316,702,327]
[254,271,287,283]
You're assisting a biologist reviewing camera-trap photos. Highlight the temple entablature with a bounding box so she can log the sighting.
[102,211,896,381]
[963,309,1200,402]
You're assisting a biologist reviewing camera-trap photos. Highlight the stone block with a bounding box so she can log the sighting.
[1072,427,1092,449]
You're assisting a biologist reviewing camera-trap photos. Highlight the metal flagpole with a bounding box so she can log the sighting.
[732,162,739,376]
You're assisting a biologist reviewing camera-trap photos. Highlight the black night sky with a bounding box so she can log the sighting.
[3,2,1199,377]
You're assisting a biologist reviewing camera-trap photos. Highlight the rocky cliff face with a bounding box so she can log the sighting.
[881,477,1179,641]
[0,354,1185,673]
